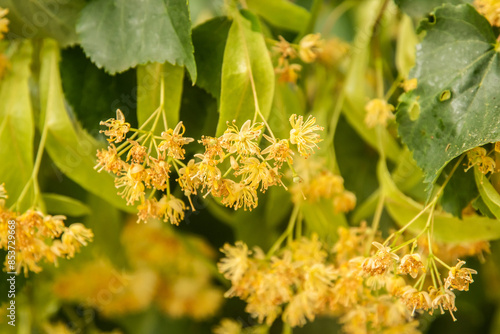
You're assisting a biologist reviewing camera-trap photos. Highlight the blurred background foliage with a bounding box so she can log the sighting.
[1,0,500,333]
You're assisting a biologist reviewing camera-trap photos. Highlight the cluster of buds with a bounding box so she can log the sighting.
[96,109,324,224]
[474,0,500,27]
[364,98,395,129]
[0,186,93,276]
[272,34,324,84]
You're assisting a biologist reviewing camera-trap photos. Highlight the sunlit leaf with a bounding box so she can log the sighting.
[39,39,132,212]
[302,200,347,243]
[137,61,184,135]
[1,0,85,47]
[0,40,33,206]
[397,4,500,184]
[379,160,500,242]
[269,82,305,140]
[77,0,196,79]
[395,14,418,78]
[42,193,90,217]
[475,166,500,219]
[216,10,275,136]
[394,0,471,18]
[247,0,310,32]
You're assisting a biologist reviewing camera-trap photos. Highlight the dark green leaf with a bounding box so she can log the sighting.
[1,0,85,47]
[0,40,33,206]
[137,61,184,134]
[441,158,478,218]
[397,4,500,184]
[77,0,196,80]
[246,0,310,32]
[395,0,472,18]
[42,193,90,217]
[192,17,231,100]
[39,39,132,212]
[60,46,137,132]
[216,10,275,136]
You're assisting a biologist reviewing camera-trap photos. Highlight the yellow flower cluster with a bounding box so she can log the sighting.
[272,34,324,84]
[475,0,500,26]
[290,158,356,212]
[364,98,395,129]
[96,109,324,223]
[54,220,223,319]
[466,146,496,174]
[218,223,480,332]
[0,186,93,276]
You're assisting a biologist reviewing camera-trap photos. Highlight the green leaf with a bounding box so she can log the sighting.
[379,160,500,243]
[395,14,419,78]
[84,194,126,267]
[397,4,500,185]
[60,46,138,132]
[216,10,275,136]
[39,39,132,212]
[302,200,347,243]
[475,166,500,219]
[1,0,85,47]
[0,40,33,206]
[76,0,197,80]
[137,61,184,134]
[342,0,401,163]
[246,0,310,32]
[192,17,232,100]
[440,158,478,218]
[269,82,305,139]
[42,193,90,217]
[394,0,472,18]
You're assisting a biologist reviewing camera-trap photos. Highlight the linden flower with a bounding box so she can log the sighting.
[146,157,170,191]
[444,259,477,291]
[177,159,202,195]
[430,287,458,321]
[282,291,316,327]
[276,63,302,84]
[218,241,251,283]
[466,146,496,174]
[199,136,225,163]
[222,120,263,155]
[333,191,356,213]
[475,0,500,26]
[399,286,432,315]
[402,78,418,92]
[289,114,324,157]
[61,223,94,257]
[126,140,148,163]
[362,242,399,276]
[158,121,194,160]
[299,33,323,63]
[234,157,278,191]
[273,36,296,60]
[398,254,425,279]
[157,194,186,226]
[261,135,294,165]
[0,8,9,40]
[213,318,242,334]
[115,164,146,205]
[364,99,395,128]
[100,109,130,143]
[95,144,124,174]
[221,181,259,211]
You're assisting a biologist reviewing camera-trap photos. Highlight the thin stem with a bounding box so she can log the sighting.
[15,115,50,211]
[365,193,385,256]
[433,256,451,270]
[267,205,300,257]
